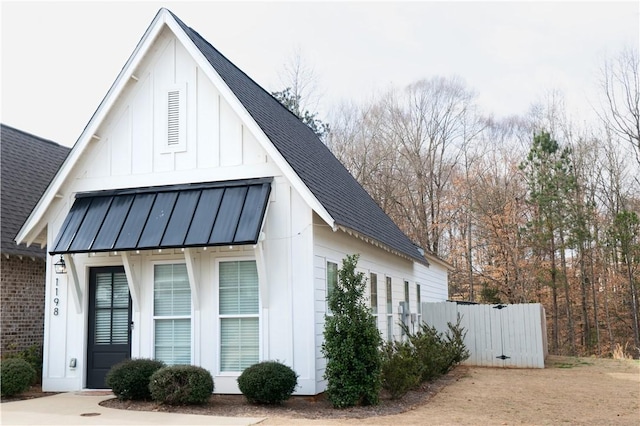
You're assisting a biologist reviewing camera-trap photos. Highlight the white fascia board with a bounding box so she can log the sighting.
[16,9,170,246]
[164,15,336,229]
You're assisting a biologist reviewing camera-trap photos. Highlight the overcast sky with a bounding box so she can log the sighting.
[2,1,638,147]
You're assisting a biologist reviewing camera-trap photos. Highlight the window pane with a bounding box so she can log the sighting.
[416,284,422,314]
[220,317,258,372]
[327,262,338,301]
[113,273,129,308]
[95,310,111,344]
[404,280,410,304]
[95,273,112,308]
[111,308,129,344]
[370,273,378,314]
[219,261,258,315]
[155,319,190,365]
[154,264,190,316]
[386,277,392,313]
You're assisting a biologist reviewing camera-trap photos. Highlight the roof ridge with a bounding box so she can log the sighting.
[164,10,311,134]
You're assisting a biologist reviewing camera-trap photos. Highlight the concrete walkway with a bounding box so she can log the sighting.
[0,392,265,425]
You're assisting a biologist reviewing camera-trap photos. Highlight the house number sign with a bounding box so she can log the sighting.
[53,278,61,316]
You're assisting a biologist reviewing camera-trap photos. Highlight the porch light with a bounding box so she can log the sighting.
[54,255,67,274]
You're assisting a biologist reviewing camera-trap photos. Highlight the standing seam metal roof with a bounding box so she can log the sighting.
[169,11,428,265]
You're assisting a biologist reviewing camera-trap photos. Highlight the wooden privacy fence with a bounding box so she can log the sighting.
[421,301,548,368]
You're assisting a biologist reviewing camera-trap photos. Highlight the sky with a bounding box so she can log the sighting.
[1,1,639,147]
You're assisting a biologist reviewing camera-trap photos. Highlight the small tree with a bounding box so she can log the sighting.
[322,254,382,408]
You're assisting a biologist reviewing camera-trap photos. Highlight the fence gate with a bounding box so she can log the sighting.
[421,301,548,368]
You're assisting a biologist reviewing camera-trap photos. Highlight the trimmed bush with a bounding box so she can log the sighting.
[237,361,298,404]
[2,344,42,385]
[106,358,165,400]
[149,365,214,405]
[380,341,421,399]
[1,358,36,397]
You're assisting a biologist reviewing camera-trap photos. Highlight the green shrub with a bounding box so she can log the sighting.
[402,313,470,382]
[322,254,383,408]
[1,358,36,397]
[237,361,298,404]
[106,358,165,400]
[2,344,42,385]
[403,322,450,381]
[442,315,470,372]
[380,341,421,399]
[149,365,214,405]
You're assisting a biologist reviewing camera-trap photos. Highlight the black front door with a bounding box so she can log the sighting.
[87,266,131,389]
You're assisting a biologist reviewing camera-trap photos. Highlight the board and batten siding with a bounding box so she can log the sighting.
[421,302,548,368]
[313,215,448,393]
[70,28,273,195]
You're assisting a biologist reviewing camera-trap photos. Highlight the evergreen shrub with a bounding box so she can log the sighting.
[0,358,36,397]
[149,365,214,405]
[322,254,383,408]
[380,341,421,399]
[106,358,165,400]
[237,361,298,404]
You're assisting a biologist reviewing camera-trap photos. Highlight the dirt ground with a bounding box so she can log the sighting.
[261,356,640,425]
[98,355,640,425]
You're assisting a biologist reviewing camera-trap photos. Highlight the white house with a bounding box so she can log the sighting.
[16,8,449,395]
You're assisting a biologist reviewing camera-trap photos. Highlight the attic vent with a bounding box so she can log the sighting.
[163,83,186,152]
[167,90,180,146]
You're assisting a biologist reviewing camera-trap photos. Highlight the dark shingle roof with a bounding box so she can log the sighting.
[170,11,427,265]
[1,124,70,258]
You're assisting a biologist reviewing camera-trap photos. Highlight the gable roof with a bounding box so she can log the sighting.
[169,11,428,265]
[15,8,428,266]
[1,124,70,258]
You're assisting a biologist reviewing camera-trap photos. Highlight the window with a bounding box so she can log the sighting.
[326,261,338,313]
[386,276,393,341]
[416,284,422,324]
[370,273,379,331]
[154,264,191,365]
[404,280,410,305]
[370,273,378,314]
[219,260,259,372]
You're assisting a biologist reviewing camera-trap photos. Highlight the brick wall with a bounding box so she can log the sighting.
[1,255,45,355]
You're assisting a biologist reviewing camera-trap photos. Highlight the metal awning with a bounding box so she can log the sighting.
[50,178,272,255]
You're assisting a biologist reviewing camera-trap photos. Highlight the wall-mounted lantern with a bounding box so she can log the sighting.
[54,255,67,274]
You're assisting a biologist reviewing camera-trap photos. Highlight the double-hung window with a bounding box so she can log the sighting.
[219,260,259,372]
[154,263,191,365]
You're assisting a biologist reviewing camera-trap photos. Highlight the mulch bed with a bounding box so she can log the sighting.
[0,385,60,403]
[100,366,467,420]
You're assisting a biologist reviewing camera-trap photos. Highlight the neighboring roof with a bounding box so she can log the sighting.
[170,11,429,265]
[50,178,271,255]
[1,124,70,258]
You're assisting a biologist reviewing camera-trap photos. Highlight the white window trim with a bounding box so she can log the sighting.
[151,260,193,365]
[215,256,261,376]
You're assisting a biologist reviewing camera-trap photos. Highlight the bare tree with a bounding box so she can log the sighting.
[599,47,640,170]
